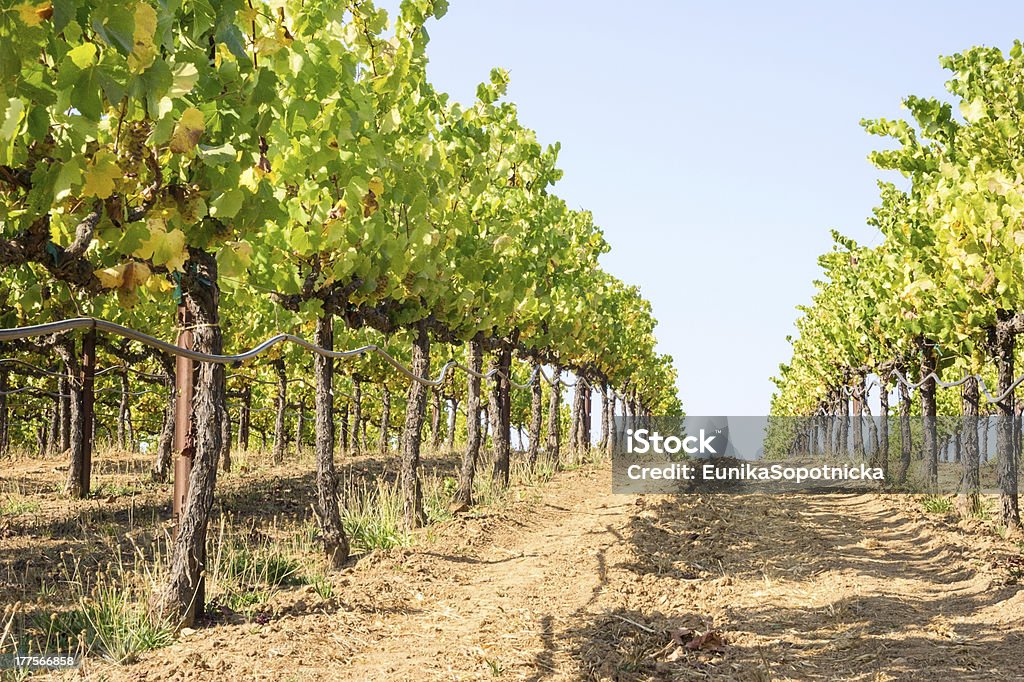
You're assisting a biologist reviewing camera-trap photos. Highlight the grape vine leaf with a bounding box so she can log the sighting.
[81,150,120,199]
[169,107,205,153]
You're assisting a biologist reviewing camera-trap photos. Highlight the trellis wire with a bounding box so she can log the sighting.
[0,318,615,398]
[833,368,1024,406]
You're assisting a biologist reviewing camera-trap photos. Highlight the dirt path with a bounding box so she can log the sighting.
[87,464,1024,681]
[341,467,631,680]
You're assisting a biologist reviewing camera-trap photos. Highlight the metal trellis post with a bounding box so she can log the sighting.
[172,304,195,534]
[79,324,96,496]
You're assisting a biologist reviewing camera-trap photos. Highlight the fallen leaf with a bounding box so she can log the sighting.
[669,627,694,646]
[684,630,726,652]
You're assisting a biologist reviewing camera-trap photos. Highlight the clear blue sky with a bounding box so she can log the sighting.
[383,1,1024,415]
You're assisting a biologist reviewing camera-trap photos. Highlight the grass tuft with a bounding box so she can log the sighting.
[339,475,410,553]
[0,494,41,516]
[35,546,174,665]
[921,495,954,514]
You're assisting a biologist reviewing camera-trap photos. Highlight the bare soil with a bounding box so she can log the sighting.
[5,454,1024,681]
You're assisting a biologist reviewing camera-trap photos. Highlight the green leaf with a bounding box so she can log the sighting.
[217,241,253,278]
[136,221,187,271]
[200,143,237,165]
[169,62,199,98]
[379,106,401,134]
[53,0,75,32]
[54,158,83,202]
[91,2,136,55]
[0,98,24,139]
[960,98,985,124]
[209,189,243,218]
[288,226,311,253]
[69,67,104,120]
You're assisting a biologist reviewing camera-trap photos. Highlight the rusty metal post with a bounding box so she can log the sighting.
[79,324,96,496]
[172,304,195,535]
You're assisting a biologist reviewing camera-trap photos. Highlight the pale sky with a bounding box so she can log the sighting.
[382,1,1024,414]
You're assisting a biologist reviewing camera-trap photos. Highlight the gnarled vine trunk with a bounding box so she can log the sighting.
[379,384,390,453]
[602,385,610,454]
[339,401,349,453]
[351,378,362,455]
[583,383,594,447]
[569,379,586,460]
[992,315,1020,528]
[56,340,85,498]
[400,321,430,529]
[313,314,349,568]
[851,376,864,460]
[457,339,483,506]
[897,375,913,485]
[237,385,251,451]
[430,388,442,450]
[220,398,232,472]
[157,249,225,627]
[152,361,176,482]
[59,371,71,453]
[491,343,512,487]
[875,375,889,477]
[526,358,542,469]
[546,366,562,463]
[957,375,981,517]
[117,368,130,450]
[272,358,287,464]
[0,368,8,458]
[919,341,939,489]
[295,403,304,455]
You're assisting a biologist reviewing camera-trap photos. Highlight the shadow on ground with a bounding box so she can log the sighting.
[528,493,1024,681]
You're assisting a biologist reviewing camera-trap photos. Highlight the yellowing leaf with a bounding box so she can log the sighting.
[145,277,174,293]
[233,240,253,263]
[68,43,97,70]
[82,150,120,199]
[95,265,125,289]
[135,220,188,272]
[368,177,384,196]
[15,2,51,27]
[254,27,292,56]
[328,198,347,220]
[169,107,205,154]
[95,261,152,291]
[121,261,152,288]
[128,3,158,73]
